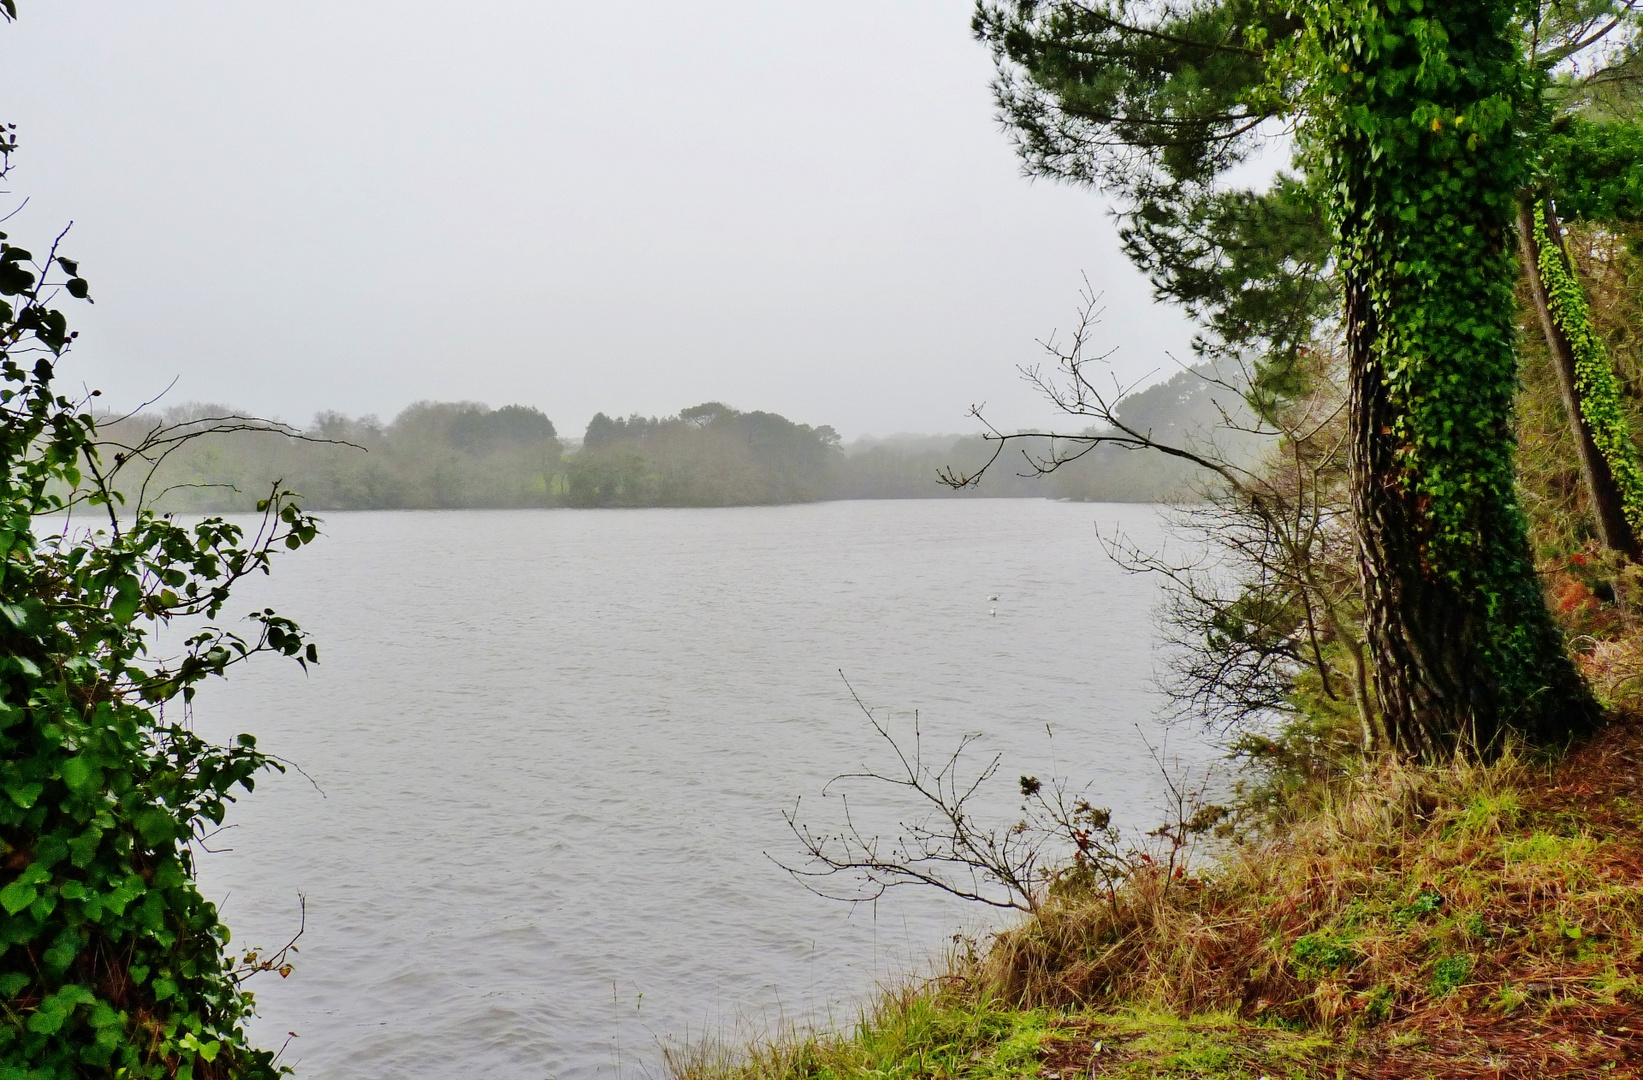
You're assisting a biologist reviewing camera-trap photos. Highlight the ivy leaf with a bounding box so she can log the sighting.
[34,836,67,868]
[133,807,176,847]
[26,985,95,1035]
[67,827,102,868]
[42,934,79,974]
[0,864,49,915]
[4,780,43,809]
[25,996,72,1035]
[60,756,102,795]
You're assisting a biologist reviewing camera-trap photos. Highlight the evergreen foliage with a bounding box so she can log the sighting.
[1545,117,1643,222]
[102,374,1251,511]
[1118,176,1334,418]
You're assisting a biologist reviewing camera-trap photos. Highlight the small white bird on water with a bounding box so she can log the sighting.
[989,608,997,616]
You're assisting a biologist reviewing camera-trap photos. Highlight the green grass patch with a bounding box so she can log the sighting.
[675,993,1054,1080]
[1430,954,1471,996]
[1290,931,1357,976]
[1503,831,1594,865]
[1058,1011,1337,1079]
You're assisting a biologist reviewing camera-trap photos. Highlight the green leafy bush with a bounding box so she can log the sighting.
[0,226,317,1074]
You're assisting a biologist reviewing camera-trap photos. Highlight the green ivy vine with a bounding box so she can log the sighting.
[1532,201,1643,539]
[0,225,319,1074]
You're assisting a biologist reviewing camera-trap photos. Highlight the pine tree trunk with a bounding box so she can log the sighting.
[1327,0,1596,757]
[1517,201,1642,560]
[1345,280,1438,758]
[1346,263,1594,755]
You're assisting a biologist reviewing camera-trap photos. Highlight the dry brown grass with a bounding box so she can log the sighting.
[969,720,1643,1077]
[681,722,1643,1080]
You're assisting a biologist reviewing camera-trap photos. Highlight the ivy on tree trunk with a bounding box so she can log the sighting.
[1518,198,1643,559]
[1312,0,1595,755]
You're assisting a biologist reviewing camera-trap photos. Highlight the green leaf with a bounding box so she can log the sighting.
[24,987,90,1035]
[151,976,177,1001]
[60,756,101,794]
[4,781,43,809]
[34,835,67,868]
[60,985,95,1006]
[0,880,38,915]
[135,892,166,932]
[26,998,71,1035]
[42,935,79,973]
[0,972,29,998]
[134,807,176,846]
[102,875,145,916]
[67,827,102,868]
[108,589,139,625]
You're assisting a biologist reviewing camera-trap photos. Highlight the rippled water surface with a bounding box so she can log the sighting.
[190,500,1209,1079]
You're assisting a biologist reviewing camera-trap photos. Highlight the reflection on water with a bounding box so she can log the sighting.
[190,500,1209,1080]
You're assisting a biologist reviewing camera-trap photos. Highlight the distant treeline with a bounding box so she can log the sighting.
[99,368,1254,511]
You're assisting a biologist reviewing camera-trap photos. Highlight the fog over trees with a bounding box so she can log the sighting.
[101,366,1252,511]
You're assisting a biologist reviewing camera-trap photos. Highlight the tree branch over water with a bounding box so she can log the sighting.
[778,674,1223,916]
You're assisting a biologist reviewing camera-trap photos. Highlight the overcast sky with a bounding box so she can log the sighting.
[1,1,1196,439]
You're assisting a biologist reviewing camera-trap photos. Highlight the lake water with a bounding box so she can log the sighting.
[187,499,1213,1080]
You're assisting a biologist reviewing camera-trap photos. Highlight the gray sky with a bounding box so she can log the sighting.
[1,1,1196,439]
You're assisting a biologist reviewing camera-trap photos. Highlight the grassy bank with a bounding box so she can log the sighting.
[680,716,1643,1080]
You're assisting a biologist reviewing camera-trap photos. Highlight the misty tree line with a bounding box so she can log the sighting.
[102,366,1250,511]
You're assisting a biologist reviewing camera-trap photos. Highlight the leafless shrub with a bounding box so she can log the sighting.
[945,283,1376,751]
[779,675,1225,917]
